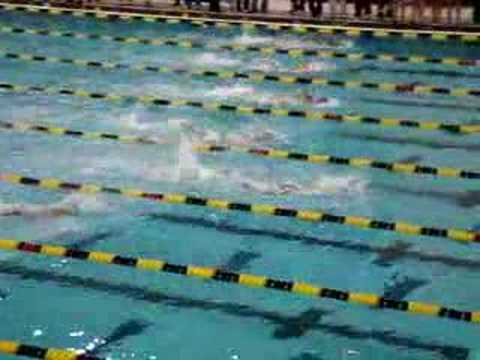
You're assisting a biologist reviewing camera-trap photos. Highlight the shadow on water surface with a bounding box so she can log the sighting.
[89,319,152,355]
[59,230,117,250]
[221,250,262,272]
[345,65,480,80]
[383,275,429,301]
[360,97,480,112]
[337,132,480,152]
[144,213,480,270]
[377,184,480,210]
[0,262,469,359]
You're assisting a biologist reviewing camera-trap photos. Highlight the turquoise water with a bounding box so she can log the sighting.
[0,10,479,360]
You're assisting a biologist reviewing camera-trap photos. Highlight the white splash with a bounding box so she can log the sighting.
[312,97,340,108]
[120,112,162,132]
[225,125,288,146]
[292,61,337,73]
[232,33,274,45]
[222,172,368,197]
[246,58,284,72]
[195,52,240,67]
[69,331,85,337]
[59,194,108,214]
[308,175,368,195]
[206,85,256,99]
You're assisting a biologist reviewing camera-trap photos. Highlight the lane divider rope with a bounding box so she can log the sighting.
[0,238,478,324]
[0,80,478,135]
[0,172,478,243]
[1,2,479,43]
[0,340,101,360]
[2,25,480,98]
[0,34,478,72]
[2,49,479,100]
[2,119,479,181]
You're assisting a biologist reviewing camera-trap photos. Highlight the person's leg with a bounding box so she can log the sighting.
[355,0,362,16]
[432,0,442,22]
[307,0,315,16]
[209,0,220,11]
[318,0,325,16]
[386,0,393,17]
[260,0,268,12]
[355,0,363,16]
[415,0,424,22]
[475,0,480,23]
[365,0,372,14]
[296,0,306,11]
[377,0,389,17]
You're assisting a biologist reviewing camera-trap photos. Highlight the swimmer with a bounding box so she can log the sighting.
[295,63,319,73]
[303,94,330,106]
[225,128,287,147]
[234,174,365,197]
[294,61,333,73]
[276,181,302,195]
[396,81,424,93]
[0,202,79,219]
[227,171,302,196]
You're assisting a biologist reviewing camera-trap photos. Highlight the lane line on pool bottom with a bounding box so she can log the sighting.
[0,340,101,360]
[0,238,478,324]
[2,119,479,181]
[0,81,478,135]
[2,25,480,99]
[0,2,479,43]
[0,172,478,243]
[2,49,479,100]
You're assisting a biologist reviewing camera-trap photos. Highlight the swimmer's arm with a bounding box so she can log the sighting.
[0,209,22,217]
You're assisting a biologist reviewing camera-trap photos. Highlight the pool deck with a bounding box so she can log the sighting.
[4,0,480,32]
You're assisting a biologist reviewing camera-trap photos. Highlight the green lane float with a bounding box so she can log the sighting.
[0,238,479,324]
[2,25,480,98]
[0,2,479,43]
[0,81,478,135]
[0,340,102,360]
[2,119,479,180]
[0,172,478,243]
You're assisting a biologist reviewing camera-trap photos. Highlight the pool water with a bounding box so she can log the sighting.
[0,9,479,360]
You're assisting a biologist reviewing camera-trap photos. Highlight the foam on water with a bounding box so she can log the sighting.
[232,33,275,45]
[224,124,288,146]
[59,193,109,214]
[292,61,337,73]
[0,195,103,218]
[216,168,368,198]
[307,175,368,196]
[118,110,169,137]
[195,52,241,67]
[206,85,257,99]
[246,58,284,72]
[177,120,288,147]
[175,135,215,182]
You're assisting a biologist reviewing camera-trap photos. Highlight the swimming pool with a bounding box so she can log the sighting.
[0,4,479,360]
